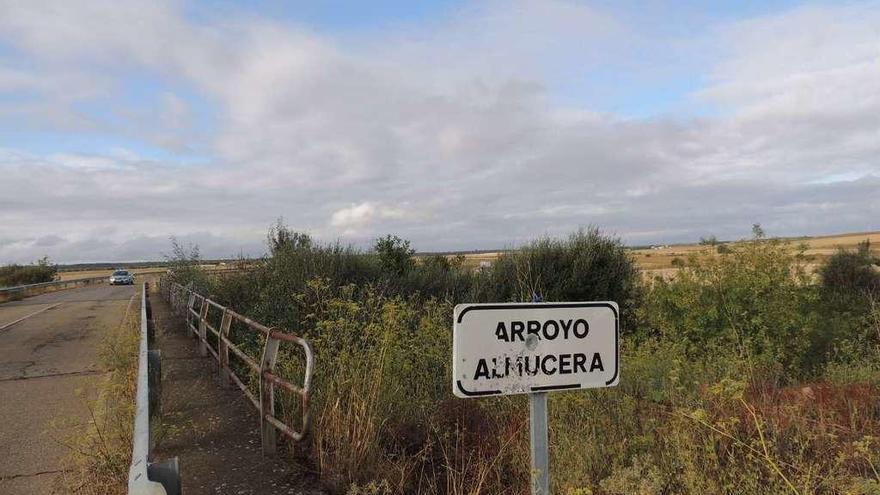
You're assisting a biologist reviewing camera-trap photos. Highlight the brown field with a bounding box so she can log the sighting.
[55,267,165,281]
[447,231,880,277]
[634,230,880,279]
[54,264,236,281]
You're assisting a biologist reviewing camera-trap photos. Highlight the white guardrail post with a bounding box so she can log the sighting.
[128,282,181,495]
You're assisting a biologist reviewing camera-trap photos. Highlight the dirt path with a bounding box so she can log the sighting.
[0,284,136,494]
[149,288,322,495]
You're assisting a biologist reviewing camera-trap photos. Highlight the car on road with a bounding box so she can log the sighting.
[109,269,134,285]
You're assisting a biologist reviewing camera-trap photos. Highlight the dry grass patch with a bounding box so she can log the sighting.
[55,293,140,494]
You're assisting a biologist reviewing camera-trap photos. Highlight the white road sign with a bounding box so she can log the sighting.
[453,302,619,398]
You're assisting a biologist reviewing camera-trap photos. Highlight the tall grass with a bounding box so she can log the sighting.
[56,292,140,494]
[168,226,880,494]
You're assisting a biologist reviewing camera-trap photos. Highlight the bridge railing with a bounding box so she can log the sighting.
[0,268,241,304]
[128,282,180,495]
[0,276,108,303]
[160,278,314,453]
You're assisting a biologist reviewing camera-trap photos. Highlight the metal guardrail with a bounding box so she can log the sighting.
[0,268,240,304]
[129,282,180,495]
[160,279,314,454]
[0,276,108,302]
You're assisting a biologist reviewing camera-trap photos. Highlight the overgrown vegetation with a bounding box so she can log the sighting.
[166,224,880,495]
[0,256,57,286]
[57,291,140,494]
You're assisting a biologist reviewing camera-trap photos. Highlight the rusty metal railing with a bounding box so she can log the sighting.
[159,278,313,453]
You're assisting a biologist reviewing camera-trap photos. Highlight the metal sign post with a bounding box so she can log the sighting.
[529,292,550,495]
[529,391,550,495]
[452,297,619,495]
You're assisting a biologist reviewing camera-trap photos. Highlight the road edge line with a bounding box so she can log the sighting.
[0,303,62,332]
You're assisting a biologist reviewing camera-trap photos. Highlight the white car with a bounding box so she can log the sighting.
[109,270,134,285]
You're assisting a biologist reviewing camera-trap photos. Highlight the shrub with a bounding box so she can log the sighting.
[374,234,415,277]
[272,282,526,494]
[812,241,880,370]
[163,238,212,292]
[820,240,880,304]
[645,236,818,380]
[474,227,643,331]
[700,235,718,246]
[0,256,57,286]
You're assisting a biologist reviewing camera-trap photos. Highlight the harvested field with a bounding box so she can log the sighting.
[55,264,237,281]
[440,231,880,278]
[631,230,880,271]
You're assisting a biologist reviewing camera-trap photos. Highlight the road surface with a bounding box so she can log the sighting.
[0,284,136,494]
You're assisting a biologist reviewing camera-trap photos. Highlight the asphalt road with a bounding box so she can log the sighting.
[0,284,136,494]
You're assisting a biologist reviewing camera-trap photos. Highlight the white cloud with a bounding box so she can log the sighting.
[47,153,131,171]
[330,202,415,234]
[0,0,878,263]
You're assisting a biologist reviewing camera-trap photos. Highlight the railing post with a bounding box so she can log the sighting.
[148,349,162,418]
[189,297,199,338]
[259,334,281,455]
[176,286,184,313]
[197,301,209,357]
[148,458,181,495]
[218,310,232,388]
[186,293,195,327]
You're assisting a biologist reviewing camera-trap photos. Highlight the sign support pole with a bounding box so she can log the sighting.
[529,291,549,495]
[529,391,550,494]
[453,295,619,495]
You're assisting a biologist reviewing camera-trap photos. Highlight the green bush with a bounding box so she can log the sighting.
[374,234,415,277]
[820,240,880,304]
[474,227,643,331]
[813,241,880,373]
[163,238,212,292]
[645,237,820,379]
[0,256,57,286]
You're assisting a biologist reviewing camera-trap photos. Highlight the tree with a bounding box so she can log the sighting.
[700,235,718,246]
[752,223,765,239]
[375,235,415,276]
[476,227,643,333]
[268,220,312,255]
[820,240,880,303]
[164,237,209,290]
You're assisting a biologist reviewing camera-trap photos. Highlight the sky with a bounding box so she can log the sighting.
[1,0,879,263]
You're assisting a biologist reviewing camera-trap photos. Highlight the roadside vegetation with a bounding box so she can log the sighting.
[0,256,57,286]
[167,224,880,495]
[56,291,140,495]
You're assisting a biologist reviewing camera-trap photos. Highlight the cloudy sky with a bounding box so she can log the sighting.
[1,0,878,263]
